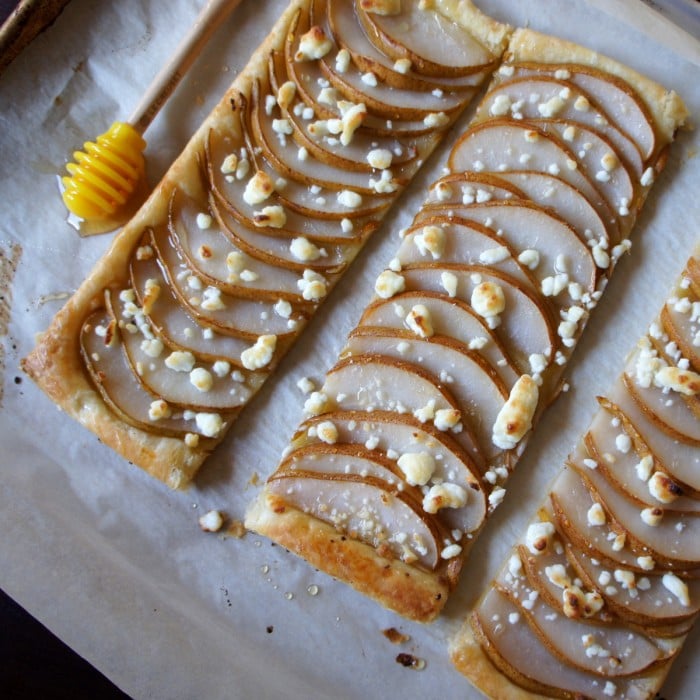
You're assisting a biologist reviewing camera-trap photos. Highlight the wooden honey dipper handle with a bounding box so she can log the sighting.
[128,0,244,134]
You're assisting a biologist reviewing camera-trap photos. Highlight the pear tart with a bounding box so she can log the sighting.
[22,0,511,487]
[451,254,700,700]
[245,28,686,622]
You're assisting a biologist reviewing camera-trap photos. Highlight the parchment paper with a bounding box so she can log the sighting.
[1,1,699,698]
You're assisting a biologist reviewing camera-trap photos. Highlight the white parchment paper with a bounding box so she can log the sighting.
[1,1,700,698]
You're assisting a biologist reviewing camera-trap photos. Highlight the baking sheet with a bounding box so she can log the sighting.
[1,1,700,697]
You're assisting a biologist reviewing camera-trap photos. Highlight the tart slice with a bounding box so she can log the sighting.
[451,252,700,700]
[246,28,686,621]
[21,0,510,488]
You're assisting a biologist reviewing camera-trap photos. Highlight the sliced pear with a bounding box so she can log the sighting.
[472,591,651,700]
[496,171,615,248]
[297,410,486,532]
[325,0,484,93]
[660,303,700,371]
[359,291,522,375]
[567,542,700,629]
[608,376,700,493]
[583,422,699,514]
[400,263,558,367]
[416,201,599,294]
[624,369,700,446]
[343,326,511,455]
[283,12,433,137]
[149,226,300,340]
[513,64,657,161]
[268,50,420,175]
[425,171,524,206]
[108,289,257,412]
[266,472,444,569]
[317,44,466,122]
[278,442,409,486]
[248,79,382,195]
[168,191,309,301]
[448,120,615,231]
[498,582,666,678]
[81,309,232,438]
[397,217,539,293]
[479,77,644,176]
[323,354,486,469]
[209,193,350,274]
[355,0,496,78]
[130,245,253,364]
[207,127,389,222]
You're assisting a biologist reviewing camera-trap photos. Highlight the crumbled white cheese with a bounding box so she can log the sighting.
[316,420,338,444]
[662,572,690,607]
[405,304,434,338]
[492,375,539,449]
[198,509,224,532]
[148,399,171,421]
[525,520,555,555]
[243,171,275,205]
[375,270,405,299]
[253,204,286,228]
[190,367,214,392]
[295,26,333,61]
[290,236,322,262]
[195,412,223,437]
[240,335,277,370]
[423,482,467,513]
[398,452,436,486]
[165,351,196,373]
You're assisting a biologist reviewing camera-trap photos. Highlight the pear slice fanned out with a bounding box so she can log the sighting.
[359,291,521,374]
[354,0,497,78]
[209,194,350,274]
[169,188,318,298]
[400,264,558,367]
[497,582,668,678]
[81,309,233,438]
[322,354,486,470]
[610,374,700,492]
[149,226,300,340]
[661,303,700,370]
[296,410,486,533]
[207,127,389,222]
[343,327,511,456]
[496,171,616,249]
[425,171,524,206]
[448,120,615,229]
[109,289,257,412]
[512,63,658,161]
[248,79,381,195]
[266,472,444,569]
[325,0,484,93]
[478,77,644,177]
[573,461,700,570]
[566,543,700,630]
[130,248,252,364]
[471,590,655,700]
[267,49,420,174]
[583,417,700,514]
[416,200,599,294]
[397,218,538,292]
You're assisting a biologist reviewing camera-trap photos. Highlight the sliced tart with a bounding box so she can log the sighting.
[246,27,686,621]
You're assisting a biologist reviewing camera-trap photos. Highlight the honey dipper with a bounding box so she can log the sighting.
[61,0,243,230]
